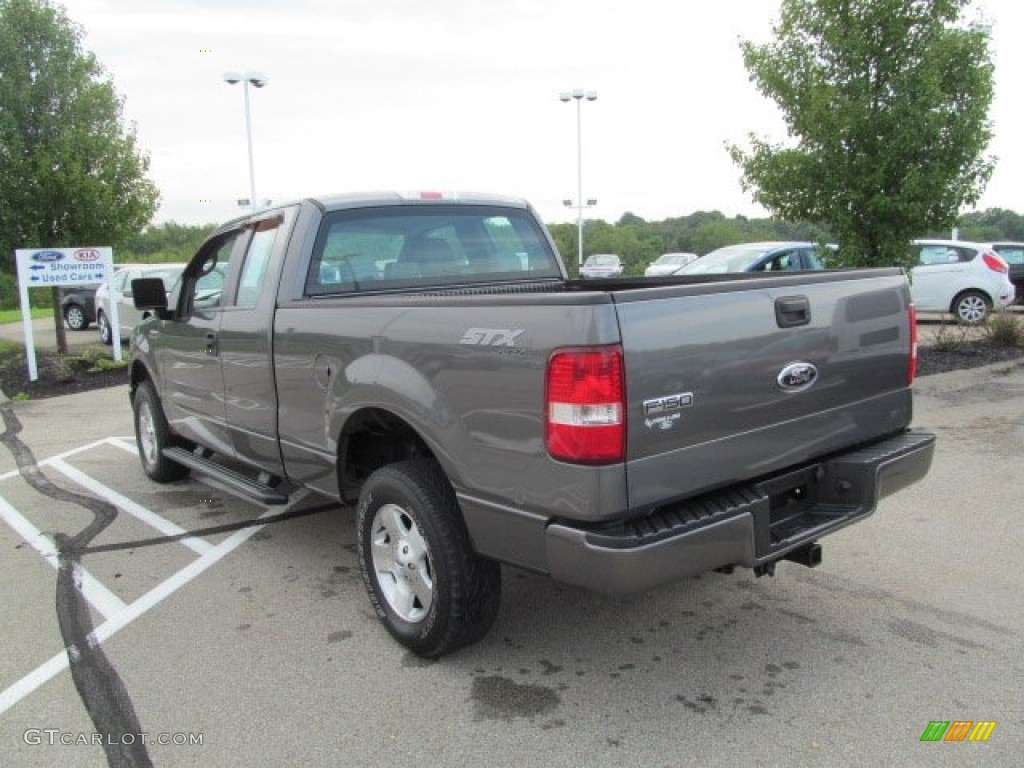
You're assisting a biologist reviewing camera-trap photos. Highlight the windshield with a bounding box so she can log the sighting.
[676,244,773,275]
[654,253,690,266]
[586,254,619,266]
[144,267,185,289]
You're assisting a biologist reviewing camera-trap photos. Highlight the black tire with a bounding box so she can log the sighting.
[97,310,113,345]
[133,381,190,482]
[952,290,991,324]
[357,459,501,658]
[64,303,89,331]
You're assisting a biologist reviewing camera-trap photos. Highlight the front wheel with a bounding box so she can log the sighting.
[952,290,991,324]
[133,381,189,482]
[97,311,112,345]
[357,459,501,658]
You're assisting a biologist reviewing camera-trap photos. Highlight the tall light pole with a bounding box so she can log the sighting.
[223,71,268,213]
[559,88,597,270]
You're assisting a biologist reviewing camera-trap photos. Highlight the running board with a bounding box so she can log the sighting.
[163,447,290,505]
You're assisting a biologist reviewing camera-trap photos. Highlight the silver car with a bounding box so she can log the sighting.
[96,263,186,344]
[580,253,623,278]
[644,252,697,276]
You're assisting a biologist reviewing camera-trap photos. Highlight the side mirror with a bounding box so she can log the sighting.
[132,277,171,319]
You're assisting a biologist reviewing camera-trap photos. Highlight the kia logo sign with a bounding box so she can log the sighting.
[75,249,101,262]
[31,250,64,263]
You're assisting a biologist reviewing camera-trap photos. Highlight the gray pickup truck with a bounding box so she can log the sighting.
[129,192,935,657]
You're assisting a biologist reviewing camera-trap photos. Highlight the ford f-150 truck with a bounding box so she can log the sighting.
[128,191,935,657]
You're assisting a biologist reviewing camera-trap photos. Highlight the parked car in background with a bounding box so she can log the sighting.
[989,242,1024,304]
[673,242,829,275]
[96,263,186,344]
[909,240,1015,323]
[580,253,623,278]
[60,284,100,331]
[644,252,698,276]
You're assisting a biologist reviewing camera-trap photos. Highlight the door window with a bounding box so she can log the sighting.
[235,222,278,307]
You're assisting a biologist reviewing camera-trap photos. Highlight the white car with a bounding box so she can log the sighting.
[580,253,623,278]
[909,240,1015,323]
[96,263,186,344]
[644,252,698,276]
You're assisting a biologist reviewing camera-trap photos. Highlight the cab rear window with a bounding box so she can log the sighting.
[304,206,560,295]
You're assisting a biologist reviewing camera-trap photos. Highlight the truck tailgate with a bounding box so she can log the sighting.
[614,270,915,512]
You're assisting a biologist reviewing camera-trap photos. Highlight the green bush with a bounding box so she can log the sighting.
[983,311,1024,348]
[933,320,974,351]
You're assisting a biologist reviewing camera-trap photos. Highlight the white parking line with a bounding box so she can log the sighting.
[0,492,307,715]
[49,458,214,556]
[0,496,129,620]
[109,437,139,456]
[0,436,134,483]
[0,434,314,715]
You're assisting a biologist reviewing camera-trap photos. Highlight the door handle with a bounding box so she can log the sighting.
[775,296,811,328]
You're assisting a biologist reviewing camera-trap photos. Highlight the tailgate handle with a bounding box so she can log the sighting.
[775,296,811,328]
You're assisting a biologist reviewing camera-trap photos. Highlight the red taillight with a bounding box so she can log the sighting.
[982,252,1008,273]
[908,303,918,384]
[545,346,625,464]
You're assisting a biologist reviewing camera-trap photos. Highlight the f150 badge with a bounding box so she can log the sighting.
[777,361,819,392]
[643,392,693,430]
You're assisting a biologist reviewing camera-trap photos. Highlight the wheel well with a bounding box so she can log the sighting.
[337,408,435,502]
[950,289,991,312]
[129,360,152,400]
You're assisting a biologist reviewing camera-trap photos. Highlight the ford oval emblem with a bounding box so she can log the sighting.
[31,250,64,263]
[777,362,818,392]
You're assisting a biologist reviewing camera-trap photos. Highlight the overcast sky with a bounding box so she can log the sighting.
[65,0,1022,227]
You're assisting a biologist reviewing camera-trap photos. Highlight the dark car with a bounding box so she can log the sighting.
[989,243,1024,304]
[60,284,100,331]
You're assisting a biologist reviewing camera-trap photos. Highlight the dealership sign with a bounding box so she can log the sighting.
[14,246,119,381]
[15,247,112,287]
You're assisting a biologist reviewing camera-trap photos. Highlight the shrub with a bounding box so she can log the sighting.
[933,320,974,351]
[983,311,1024,348]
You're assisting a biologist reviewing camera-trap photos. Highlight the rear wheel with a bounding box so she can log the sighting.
[97,311,112,345]
[133,381,189,482]
[357,459,501,658]
[952,290,990,324]
[64,304,89,331]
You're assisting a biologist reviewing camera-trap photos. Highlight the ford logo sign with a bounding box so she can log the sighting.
[777,362,818,392]
[31,250,65,263]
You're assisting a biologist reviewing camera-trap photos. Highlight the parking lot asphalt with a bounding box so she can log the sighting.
[1,362,1022,767]
[0,316,104,352]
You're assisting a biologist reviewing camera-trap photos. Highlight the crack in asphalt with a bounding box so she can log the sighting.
[1,393,345,766]
[74,501,340,555]
[1,400,152,768]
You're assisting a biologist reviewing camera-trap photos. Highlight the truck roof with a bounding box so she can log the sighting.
[211,191,534,235]
[312,191,531,211]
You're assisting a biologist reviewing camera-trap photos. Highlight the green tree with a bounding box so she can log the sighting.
[728,0,995,269]
[955,208,1024,242]
[0,0,159,350]
[119,221,216,263]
